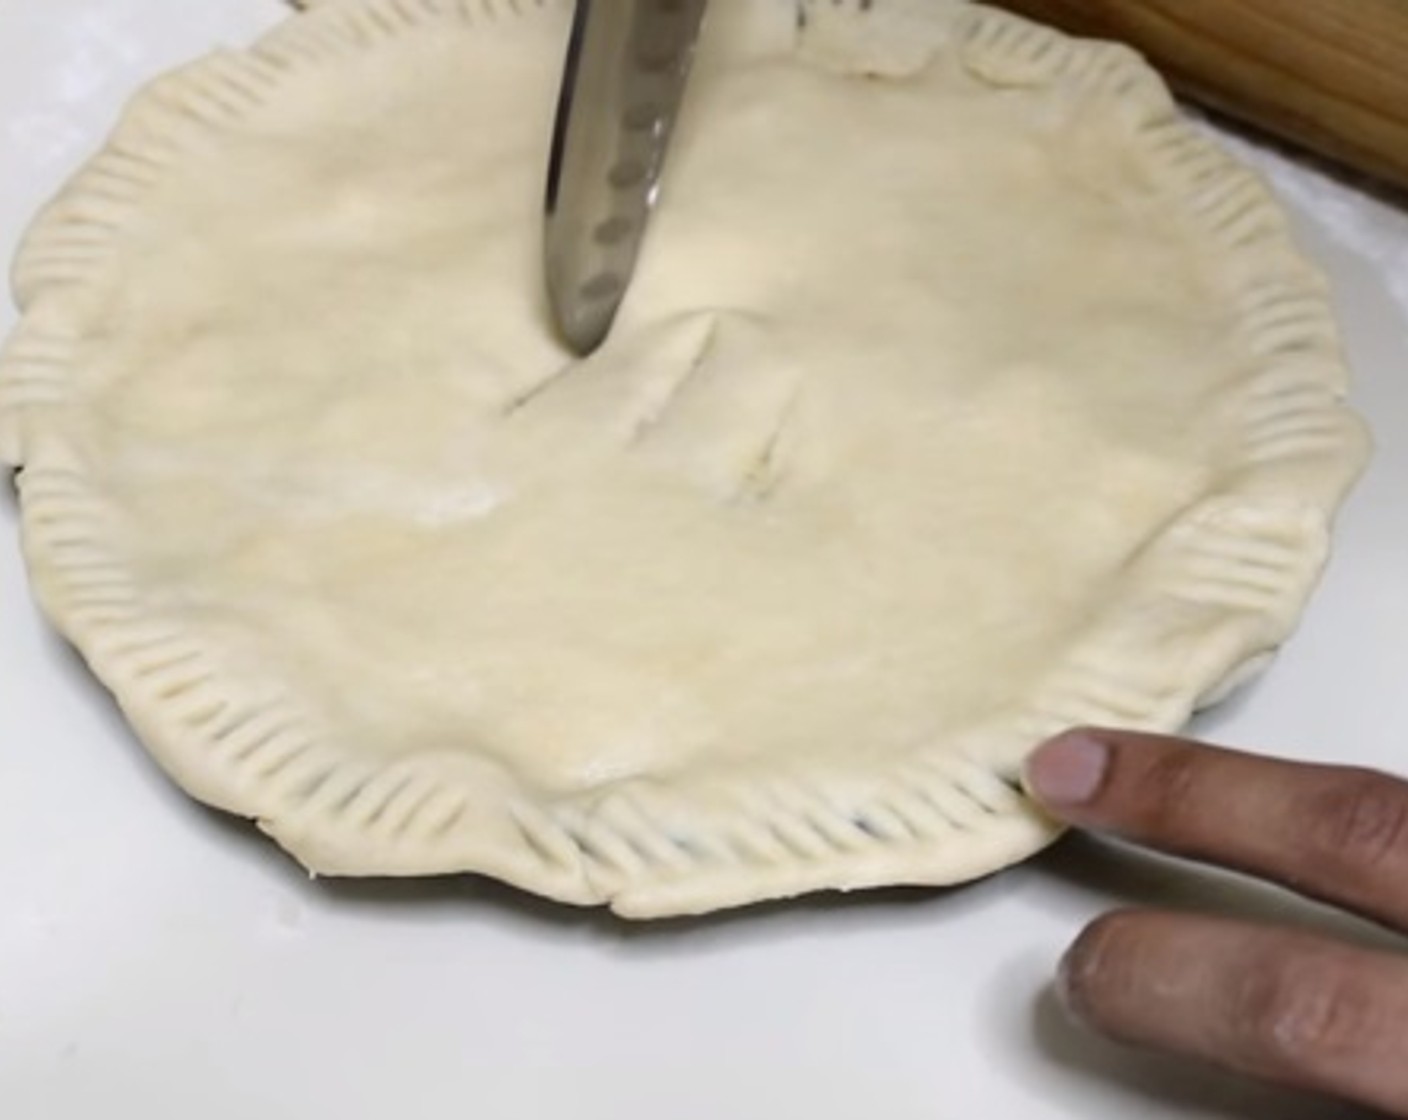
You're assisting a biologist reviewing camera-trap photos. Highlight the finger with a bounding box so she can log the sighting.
[1024,728,1408,930]
[1059,909,1408,1116]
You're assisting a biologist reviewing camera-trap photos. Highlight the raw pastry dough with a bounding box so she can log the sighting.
[0,0,1369,917]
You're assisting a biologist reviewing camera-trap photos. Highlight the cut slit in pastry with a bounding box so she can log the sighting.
[0,0,1369,917]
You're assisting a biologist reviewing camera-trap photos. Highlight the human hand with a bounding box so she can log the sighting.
[1024,728,1408,1116]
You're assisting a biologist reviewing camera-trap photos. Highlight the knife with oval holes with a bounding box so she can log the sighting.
[544,0,710,355]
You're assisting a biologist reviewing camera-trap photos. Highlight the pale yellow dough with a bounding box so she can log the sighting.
[0,0,1369,916]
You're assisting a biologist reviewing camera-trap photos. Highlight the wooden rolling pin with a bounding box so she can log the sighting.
[994,0,1408,193]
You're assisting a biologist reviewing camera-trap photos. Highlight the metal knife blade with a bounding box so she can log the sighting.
[545,0,709,355]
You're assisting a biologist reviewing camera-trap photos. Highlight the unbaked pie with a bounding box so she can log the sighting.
[0,0,1369,916]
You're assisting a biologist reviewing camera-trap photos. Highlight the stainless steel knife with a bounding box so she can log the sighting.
[544,0,709,355]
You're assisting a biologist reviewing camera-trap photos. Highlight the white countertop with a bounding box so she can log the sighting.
[2,4,1405,1118]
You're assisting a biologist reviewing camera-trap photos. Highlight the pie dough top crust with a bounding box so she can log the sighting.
[0,0,1369,917]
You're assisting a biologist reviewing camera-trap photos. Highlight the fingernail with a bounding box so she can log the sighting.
[1054,945,1091,1026]
[1025,731,1110,807]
